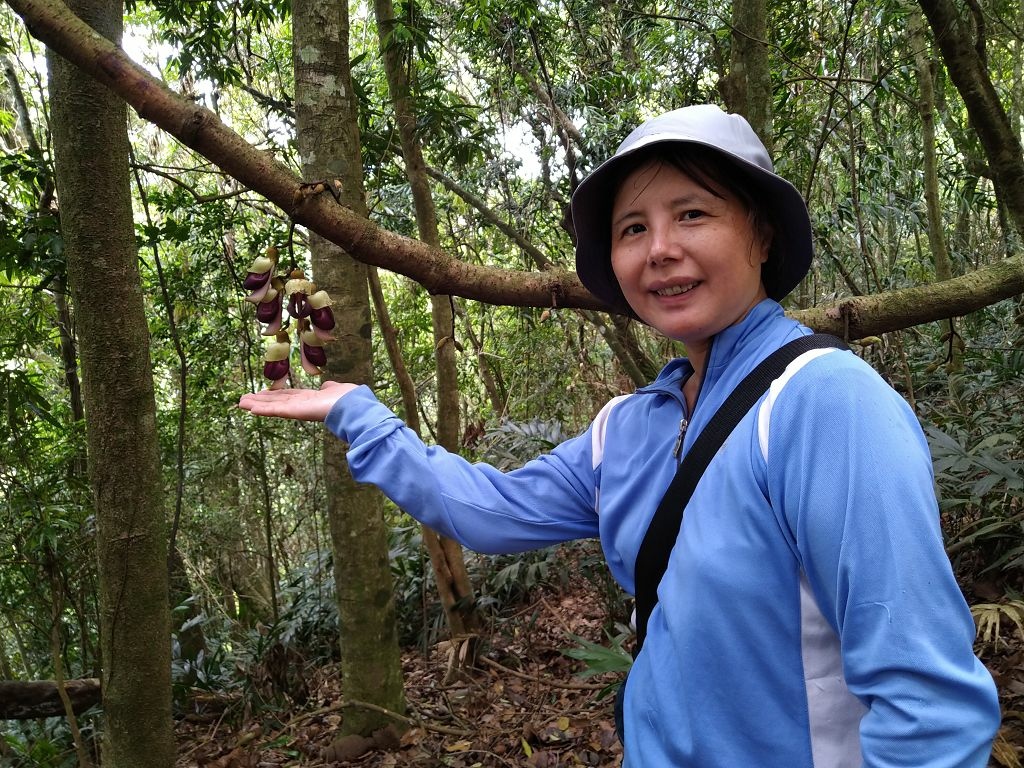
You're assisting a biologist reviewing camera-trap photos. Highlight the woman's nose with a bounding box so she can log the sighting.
[647,227,680,265]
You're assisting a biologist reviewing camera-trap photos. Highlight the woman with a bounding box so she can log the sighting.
[239,104,999,766]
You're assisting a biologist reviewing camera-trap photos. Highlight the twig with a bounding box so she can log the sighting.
[539,595,575,636]
[269,698,472,740]
[479,656,607,691]
[178,704,232,761]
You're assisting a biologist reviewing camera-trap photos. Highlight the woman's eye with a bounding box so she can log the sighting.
[623,223,646,236]
[681,210,704,221]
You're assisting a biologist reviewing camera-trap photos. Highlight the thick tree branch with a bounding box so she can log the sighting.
[7,0,1024,338]
[797,255,1024,338]
[0,678,100,719]
[9,0,594,311]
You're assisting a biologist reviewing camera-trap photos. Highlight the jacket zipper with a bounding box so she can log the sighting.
[672,418,689,460]
[672,338,713,461]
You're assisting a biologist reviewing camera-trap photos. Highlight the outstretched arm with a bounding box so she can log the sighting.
[237,381,357,421]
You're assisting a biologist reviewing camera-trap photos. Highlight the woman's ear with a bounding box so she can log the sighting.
[756,216,774,265]
[747,213,774,266]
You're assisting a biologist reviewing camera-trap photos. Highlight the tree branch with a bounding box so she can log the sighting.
[797,255,1024,338]
[9,0,596,311]
[426,165,553,270]
[0,678,100,719]
[918,0,1024,234]
[8,0,1024,339]
[133,162,248,203]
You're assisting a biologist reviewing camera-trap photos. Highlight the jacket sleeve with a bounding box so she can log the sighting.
[766,355,999,768]
[324,386,600,553]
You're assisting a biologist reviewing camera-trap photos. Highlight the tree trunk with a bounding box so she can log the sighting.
[168,548,206,676]
[721,0,772,149]
[427,165,656,383]
[51,277,84,423]
[2,53,42,156]
[47,556,92,767]
[4,51,83,472]
[292,0,406,737]
[918,0,1024,236]
[454,304,507,415]
[906,4,962,371]
[46,1,174,766]
[373,0,480,641]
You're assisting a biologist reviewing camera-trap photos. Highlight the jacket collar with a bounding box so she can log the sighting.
[639,299,803,419]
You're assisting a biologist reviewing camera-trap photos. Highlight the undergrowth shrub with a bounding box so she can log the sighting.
[912,309,1024,590]
[170,550,338,715]
[0,714,100,768]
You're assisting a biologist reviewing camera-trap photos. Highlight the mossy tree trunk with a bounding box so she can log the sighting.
[373,0,480,641]
[46,0,174,765]
[292,0,407,736]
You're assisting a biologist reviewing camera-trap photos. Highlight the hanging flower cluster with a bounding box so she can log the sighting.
[243,246,336,389]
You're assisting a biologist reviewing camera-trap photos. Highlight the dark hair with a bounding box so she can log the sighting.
[609,144,777,260]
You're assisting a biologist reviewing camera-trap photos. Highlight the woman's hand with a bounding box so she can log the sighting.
[237,380,357,422]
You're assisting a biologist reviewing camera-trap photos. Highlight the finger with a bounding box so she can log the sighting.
[238,389,304,410]
[243,401,304,419]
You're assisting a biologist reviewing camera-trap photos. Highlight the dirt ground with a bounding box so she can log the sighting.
[176,551,624,767]
[175,547,1024,768]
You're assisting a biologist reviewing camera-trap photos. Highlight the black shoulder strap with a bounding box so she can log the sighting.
[632,333,848,654]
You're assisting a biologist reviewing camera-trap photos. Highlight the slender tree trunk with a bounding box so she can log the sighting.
[292,0,406,737]
[46,1,173,765]
[584,313,645,386]
[373,0,480,641]
[167,548,206,673]
[51,278,84,424]
[2,53,43,158]
[367,269,420,427]
[908,10,954,285]
[131,159,212,644]
[427,166,657,385]
[0,56,22,149]
[454,304,506,415]
[366,271,478,640]
[48,558,92,767]
[906,4,962,370]
[608,315,661,382]
[5,52,83,475]
[0,628,14,679]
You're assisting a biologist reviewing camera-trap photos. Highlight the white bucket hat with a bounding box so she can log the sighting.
[571,104,813,313]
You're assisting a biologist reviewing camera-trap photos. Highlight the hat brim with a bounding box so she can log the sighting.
[571,135,813,314]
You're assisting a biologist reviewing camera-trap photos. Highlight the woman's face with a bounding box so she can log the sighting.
[609,159,769,352]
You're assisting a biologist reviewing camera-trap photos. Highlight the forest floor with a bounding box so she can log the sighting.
[175,546,624,767]
[174,545,1024,768]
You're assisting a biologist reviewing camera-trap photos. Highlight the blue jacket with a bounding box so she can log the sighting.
[325,299,999,766]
